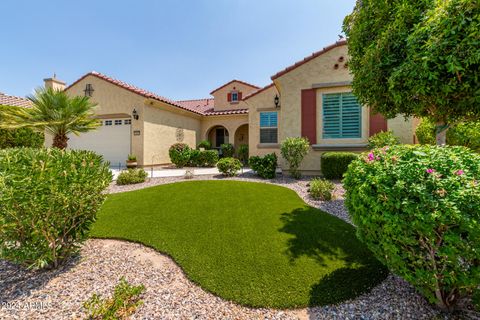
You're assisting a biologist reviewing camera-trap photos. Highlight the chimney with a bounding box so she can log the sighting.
[44,73,66,91]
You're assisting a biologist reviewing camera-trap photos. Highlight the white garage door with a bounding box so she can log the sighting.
[68,118,131,167]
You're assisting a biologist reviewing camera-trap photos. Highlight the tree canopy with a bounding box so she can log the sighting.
[343,0,480,143]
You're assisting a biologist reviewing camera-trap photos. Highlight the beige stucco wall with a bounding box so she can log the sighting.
[388,115,415,144]
[143,100,202,165]
[200,114,248,144]
[211,81,258,111]
[59,75,145,164]
[245,85,281,158]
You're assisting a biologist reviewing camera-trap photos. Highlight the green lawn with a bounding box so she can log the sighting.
[91,180,388,308]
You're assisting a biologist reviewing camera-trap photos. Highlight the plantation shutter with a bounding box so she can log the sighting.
[322,93,361,138]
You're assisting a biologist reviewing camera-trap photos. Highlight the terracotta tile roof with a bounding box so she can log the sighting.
[209,79,260,95]
[0,92,32,108]
[175,98,215,114]
[67,71,205,115]
[242,83,275,101]
[203,108,248,116]
[271,40,347,80]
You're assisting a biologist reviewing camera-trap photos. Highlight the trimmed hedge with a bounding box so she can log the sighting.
[0,148,111,269]
[249,153,277,179]
[117,169,148,185]
[189,149,218,167]
[0,128,44,149]
[320,152,358,179]
[344,145,480,310]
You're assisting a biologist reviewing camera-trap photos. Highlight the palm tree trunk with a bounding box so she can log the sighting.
[52,134,68,149]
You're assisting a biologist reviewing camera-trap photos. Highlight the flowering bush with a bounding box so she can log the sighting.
[343,145,480,311]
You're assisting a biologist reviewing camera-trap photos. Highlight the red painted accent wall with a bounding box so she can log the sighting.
[369,111,388,136]
[301,89,317,144]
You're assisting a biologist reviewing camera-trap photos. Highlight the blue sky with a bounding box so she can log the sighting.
[0,0,355,100]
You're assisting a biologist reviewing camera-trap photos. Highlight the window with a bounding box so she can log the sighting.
[114,120,122,125]
[231,92,238,102]
[260,112,278,143]
[105,120,112,126]
[322,92,362,139]
[124,119,131,125]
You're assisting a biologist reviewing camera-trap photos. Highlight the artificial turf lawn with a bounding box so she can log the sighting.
[91,180,388,308]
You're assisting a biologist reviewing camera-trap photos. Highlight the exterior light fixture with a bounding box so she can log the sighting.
[132,108,139,120]
[274,94,280,108]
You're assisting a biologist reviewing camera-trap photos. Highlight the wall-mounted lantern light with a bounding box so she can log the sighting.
[274,94,280,108]
[132,108,139,120]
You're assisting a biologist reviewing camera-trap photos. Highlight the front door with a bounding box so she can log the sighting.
[215,128,226,147]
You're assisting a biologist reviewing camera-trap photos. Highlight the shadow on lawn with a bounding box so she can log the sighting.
[279,207,388,306]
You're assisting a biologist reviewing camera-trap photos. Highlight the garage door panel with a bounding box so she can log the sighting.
[68,119,131,167]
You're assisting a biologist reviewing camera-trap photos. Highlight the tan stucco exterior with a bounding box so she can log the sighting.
[45,41,416,171]
[211,81,257,111]
[61,75,146,164]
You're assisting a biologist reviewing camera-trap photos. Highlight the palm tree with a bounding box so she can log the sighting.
[0,87,99,149]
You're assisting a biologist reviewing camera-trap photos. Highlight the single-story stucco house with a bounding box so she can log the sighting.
[38,40,414,174]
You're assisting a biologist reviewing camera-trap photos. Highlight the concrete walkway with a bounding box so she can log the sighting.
[111,167,252,180]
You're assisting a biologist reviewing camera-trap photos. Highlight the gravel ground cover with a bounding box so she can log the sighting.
[1,172,472,319]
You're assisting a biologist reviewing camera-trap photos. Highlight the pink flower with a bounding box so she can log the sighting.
[368,153,375,161]
[426,168,435,174]
[455,170,464,176]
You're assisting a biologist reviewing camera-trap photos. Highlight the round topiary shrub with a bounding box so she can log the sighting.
[169,143,191,168]
[0,148,112,269]
[217,157,242,177]
[343,145,480,311]
[197,140,211,150]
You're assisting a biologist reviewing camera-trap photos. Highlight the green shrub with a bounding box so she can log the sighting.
[308,178,335,201]
[197,140,211,150]
[200,150,219,167]
[280,137,310,179]
[237,144,249,164]
[415,118,437,145]
[127,154,137,161]
[83,277,145,320]
[188,149,218,167]
[447,121,480,152]
[321,152,358,180]
[367,130,400,149]
[169,143,191,168]
[217,157,242,177]
[116,169,148,185]
[249,153,277,179]
[0,128,44,149]
[343,145,480,310]
[0,148,111,269]
[220,143,235,158]
[416,118,480,151]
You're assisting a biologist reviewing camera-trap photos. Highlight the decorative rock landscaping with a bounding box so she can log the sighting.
[1,173,469,319]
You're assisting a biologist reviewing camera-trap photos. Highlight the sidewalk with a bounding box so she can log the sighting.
[111,167,252,180]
